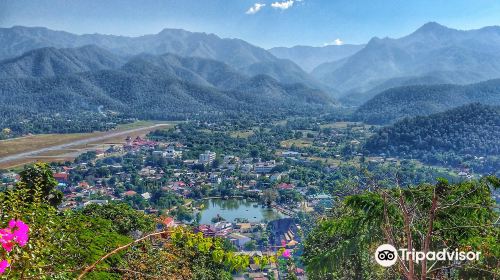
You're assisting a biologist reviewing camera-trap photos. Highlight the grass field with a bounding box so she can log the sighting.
[230,130,255,138]
[280,138,313,148]
[0,121,177,169]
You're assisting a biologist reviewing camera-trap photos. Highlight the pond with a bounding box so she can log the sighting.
[198,198,285,224]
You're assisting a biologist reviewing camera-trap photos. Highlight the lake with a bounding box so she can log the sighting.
[198,198,284,224]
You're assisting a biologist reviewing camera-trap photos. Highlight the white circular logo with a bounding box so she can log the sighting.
[375,244,398,267]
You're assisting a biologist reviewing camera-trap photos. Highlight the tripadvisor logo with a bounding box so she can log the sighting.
[374,244,481,267]
[375,244,398,267]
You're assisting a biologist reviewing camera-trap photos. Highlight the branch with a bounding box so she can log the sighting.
[77,230,172,280]
[382,191,409,278]
[421,188,439,280]
[398,189,415,280]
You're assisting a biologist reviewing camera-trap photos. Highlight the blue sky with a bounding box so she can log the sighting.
[1,0,500,48]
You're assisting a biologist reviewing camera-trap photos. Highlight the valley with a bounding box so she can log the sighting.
[0,17,499,280]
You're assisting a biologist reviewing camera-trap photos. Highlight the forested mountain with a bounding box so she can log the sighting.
[268,44,364,72]
[0,26,327,91]
[364,103,500,172]
[0,60,335,123]
[122,53,248,90]
[0,45,124,79]
[312,22,500,100]
[339,75,451,105]
[354,79,500,124]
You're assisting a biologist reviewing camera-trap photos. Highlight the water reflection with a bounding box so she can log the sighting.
[199,198,284,224]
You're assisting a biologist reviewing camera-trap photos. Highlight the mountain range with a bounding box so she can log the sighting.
[0,26,327,92]
[3,23,500,123]
[0,45,335,121]
[311,22,500,102]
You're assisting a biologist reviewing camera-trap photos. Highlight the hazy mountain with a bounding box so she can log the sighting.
[239,59,330,91]
[232,74,334,105]
[353,79,500,124]
[121,53,248,90]
[0,45,124,79]
[312,22,500,98]
[268,44,364,72]
[0,26,326,90]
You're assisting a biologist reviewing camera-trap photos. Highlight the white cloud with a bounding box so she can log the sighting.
[323,38,344,46]
[271,0,295,10]
[246,3,266,14]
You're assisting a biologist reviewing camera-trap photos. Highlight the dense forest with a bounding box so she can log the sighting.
[354,80,500,124]
[0,46,336,138]
[364,103,500,173]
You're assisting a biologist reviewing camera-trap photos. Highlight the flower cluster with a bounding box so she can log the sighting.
[0,220,29,274]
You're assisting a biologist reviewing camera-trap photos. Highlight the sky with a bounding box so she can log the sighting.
[1,0,500,48]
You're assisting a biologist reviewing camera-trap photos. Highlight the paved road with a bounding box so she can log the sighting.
[0,124,167,165]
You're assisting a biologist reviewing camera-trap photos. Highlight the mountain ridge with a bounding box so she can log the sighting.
[0,26,328,91]
[353,78,500,124]
[311,22,500,101]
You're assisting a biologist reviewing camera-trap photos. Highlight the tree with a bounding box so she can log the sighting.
[17,163,62,207]
[303,177,500,279]
[262,189,278,208]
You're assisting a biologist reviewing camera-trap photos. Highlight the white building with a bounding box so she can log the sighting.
[165,146,182,159]
[254,160,276,174]
[199,150,216,165]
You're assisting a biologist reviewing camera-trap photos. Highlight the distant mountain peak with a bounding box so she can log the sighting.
[413,22,451,34]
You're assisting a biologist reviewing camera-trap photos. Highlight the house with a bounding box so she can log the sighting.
[229,233,251,248]
[235,223,252,233]
[53,172,69,184]
[278,183,295,190]
[83,200,108,207]
[123,190,137,197]
[254,161,276,174]
[159,217,175,229]
[199,150,216,165]
[281,151,301,158]
[141,192,151,200]
[165,146,182,159]
[195,225,216,237]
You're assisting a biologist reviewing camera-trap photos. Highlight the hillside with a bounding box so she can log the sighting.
[312,22,500,99]
[364,103,500,172]
[339,75,452,105]
[0,62,335,123]
[353,79,500,124]
[0,26,326,91]
[268,44,364,72]
[0,45,124,79]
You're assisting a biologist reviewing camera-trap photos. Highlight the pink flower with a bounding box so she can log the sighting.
[0,260,9,274]
[0,229,15,252]
[282,249,291,258]
[0,220,29,251]
[7,220,29,247]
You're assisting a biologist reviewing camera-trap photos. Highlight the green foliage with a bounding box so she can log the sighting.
[303,177,500,279]
[365,103,500,173]
[354,80,500,124]
[0,164,278,279]
[81,203,155,235]
[16,162,63,207]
